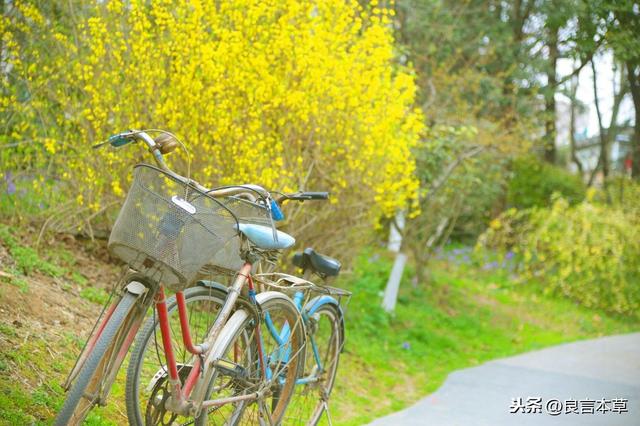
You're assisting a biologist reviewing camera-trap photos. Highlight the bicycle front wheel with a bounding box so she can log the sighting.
[282,302,343,425]
[55,291,139,426]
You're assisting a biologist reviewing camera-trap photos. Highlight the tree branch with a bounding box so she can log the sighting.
[424,145,485,201]
[553,36,604,88]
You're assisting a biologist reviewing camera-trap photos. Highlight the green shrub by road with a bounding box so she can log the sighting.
[507,155,586,209]
[481,190,640,316]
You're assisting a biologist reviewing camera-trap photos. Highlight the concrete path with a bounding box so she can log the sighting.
[369,333,640,425]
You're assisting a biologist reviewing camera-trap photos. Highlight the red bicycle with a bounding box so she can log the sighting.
[55,130,328,425]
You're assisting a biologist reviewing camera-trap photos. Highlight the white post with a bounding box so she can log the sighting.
[382,211,406,313]
[387,210,405,252]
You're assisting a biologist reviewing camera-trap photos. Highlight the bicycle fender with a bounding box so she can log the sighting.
[304,295,346,353]
[196,280,229,294]
[304,295,339,316]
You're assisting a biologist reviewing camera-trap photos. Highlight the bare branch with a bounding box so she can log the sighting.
[425,145,485,200]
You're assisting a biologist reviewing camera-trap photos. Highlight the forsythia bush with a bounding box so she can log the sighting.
[479,193,640,315]
[1,1,423,256]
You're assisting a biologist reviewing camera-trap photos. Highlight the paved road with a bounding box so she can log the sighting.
[369,333,640,425]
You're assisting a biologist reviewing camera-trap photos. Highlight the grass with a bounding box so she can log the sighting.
[0,224,66,282]
[79,286,110,305]
[0,224,129,425]
[0,235,637,425]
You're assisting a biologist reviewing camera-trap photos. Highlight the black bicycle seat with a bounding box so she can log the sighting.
[292,248,341,278]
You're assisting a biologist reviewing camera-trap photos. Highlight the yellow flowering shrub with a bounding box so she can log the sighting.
[479,196,640,316]
[1,0,423,257]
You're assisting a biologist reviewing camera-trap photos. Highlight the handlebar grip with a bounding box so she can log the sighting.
[108,132,136,148]
[292,192,329,201]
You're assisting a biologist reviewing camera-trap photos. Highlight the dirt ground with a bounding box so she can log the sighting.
[0,235,120,336]
[0,233,126,424]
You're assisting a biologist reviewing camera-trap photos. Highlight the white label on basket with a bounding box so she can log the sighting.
[171,195,196,214]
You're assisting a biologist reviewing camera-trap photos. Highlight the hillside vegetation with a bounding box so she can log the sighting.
[0,228,636,425]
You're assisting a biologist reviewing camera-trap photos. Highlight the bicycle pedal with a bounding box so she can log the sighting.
[212,359,247,379]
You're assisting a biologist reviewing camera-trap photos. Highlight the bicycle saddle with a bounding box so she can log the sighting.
[236,223,295,250]
[292,248,341,278]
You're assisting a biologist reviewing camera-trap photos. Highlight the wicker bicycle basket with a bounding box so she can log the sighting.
[108,164,271,290]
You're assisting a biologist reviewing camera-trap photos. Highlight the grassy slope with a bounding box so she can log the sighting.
[0,229,637,425]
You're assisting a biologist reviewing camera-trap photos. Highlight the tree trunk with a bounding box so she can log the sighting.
[628,62,640,180]
[569,76,584,175]
[544,22,559,163]
[591,60,609,183]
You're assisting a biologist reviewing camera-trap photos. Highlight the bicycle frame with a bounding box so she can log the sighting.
[154,262,331,419]
[64,262,266,418]
[157,262,267,415]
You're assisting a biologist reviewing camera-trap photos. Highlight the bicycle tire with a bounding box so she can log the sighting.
[283,302,343,425]
[126,285,228,426]
[54,291,138,426]
[195,291,305,425]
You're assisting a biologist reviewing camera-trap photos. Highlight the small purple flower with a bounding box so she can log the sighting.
[5,172,16,195]
[402,341,411,350]
[504,251,515,261]
[482,261,500,270]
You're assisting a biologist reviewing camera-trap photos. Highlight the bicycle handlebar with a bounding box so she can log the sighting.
[291,192,329,201]
[98,130,329,222]
[277,192,330,203]
[98,130,272,200]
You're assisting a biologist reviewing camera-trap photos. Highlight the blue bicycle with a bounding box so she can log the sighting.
[257,247,349,425]
[126,240,349,426]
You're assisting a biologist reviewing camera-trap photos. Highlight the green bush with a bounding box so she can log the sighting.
[479,194,640,316]
[599,177,640,217]
[507,155,585,209]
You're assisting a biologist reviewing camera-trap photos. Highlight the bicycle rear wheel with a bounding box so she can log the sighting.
[195,292,305,425]
[55,291,139,426]
[282,302,343,425]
